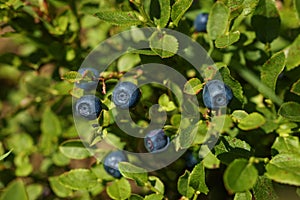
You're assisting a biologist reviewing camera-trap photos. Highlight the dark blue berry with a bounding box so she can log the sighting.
[75,68,99,90]
[194,13,209,32]
[75,95,102,120]
[103,151,128,178]
[112,81,141,109]
[184,151,199,169]
[202,80,233,109]
[144,129,170,153]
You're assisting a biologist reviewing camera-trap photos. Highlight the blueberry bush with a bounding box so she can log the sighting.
[1,0,300,199]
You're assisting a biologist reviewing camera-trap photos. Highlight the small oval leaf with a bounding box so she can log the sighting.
[224,159,258,193]
[238,112,266,130]
[59,140,92,159]
[278,102,300,122]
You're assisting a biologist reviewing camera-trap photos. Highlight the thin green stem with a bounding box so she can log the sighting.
[230,60,283,106]
[265,42,271,57]
[133,1,156,27]
[145,182,161,194]
[192,191,200,200]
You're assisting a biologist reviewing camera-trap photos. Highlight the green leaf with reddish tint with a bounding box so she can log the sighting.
[265,153,300,186]
[184,78,203,95]
[253,176,279,200]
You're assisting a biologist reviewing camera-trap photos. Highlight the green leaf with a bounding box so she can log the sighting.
[26,184,43,200]
[207,2,230,40]
[24,75,51,96]
[219,67,245,104]
[199,145,220,169]
[177,171,194,198]
[49,176,73,198]
[0,149,12,161]
[224,159,258,193]
[52,151,70,166]
[158,93,177,112]
[183,78,203,95]
[149,176,165,194]
[176,124,197,150]
[129,194,144,200]
[231,110,249,122]
[291,79,300,96]
[144,194,164,200]
[59,140,92,159]
[61,71,82,83]
[234,191,252,200]
[286,35,300,71]
[94,11,142,26]
[242,0,259,16]
[41,107,61,136]
[117,53,141,72]
[0,180,28,200]
[14,154,33,176]
[128,49,158,56]
[238,112,266,130]
[214,136,251,165]
[272,136,300,154]
[107,178,131,200]
[6,133,33,154]
[215,31,240,48]
[261,51,285,91]
[189,162,209,194]
[118,162,148,186]
[171,0,193,26]
[265,153,300,186]
[155,0,170,28]
[251,0,280,43]
[278,102,300,122]
[295,0,300,19]
[253,176,279,200]
[149,31,179,58]
[58,169,98,190]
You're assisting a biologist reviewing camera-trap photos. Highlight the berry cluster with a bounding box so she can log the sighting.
[74,67,233,178]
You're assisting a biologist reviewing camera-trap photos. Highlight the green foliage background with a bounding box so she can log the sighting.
[0,0,300,199]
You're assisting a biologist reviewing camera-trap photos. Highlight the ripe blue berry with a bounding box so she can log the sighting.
[75,95,102,120]
[184,151,199,169]
[75,68,99,90]
[103,151,128,178]
[202,80,233,109]
[144,129,170,153]
[112,81,141,109]
[194,13,209,32]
